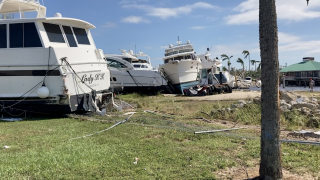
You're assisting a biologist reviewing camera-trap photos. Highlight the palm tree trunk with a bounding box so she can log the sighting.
[249,55,251,77]
[259,0,282,179]
[255,62,257,72]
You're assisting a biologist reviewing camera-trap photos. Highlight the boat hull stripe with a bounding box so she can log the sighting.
[0,70,61,76]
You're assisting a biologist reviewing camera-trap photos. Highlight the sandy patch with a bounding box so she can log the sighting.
[186,91,261,101]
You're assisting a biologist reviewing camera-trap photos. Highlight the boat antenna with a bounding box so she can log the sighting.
[177,36,182,45]
[135,45,136,55]
[42,0,44,6]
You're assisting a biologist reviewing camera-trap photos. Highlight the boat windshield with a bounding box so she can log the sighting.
[106,59,127,68]
[245,77,251,80]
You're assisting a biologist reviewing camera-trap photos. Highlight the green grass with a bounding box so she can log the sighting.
[0,93,320,179]
[0,115,247,179]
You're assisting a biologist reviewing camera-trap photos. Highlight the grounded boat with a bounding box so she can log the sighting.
[0,0,112,114]
[198,48,236,88]
[105,50,168,93]
[159,40,202,94]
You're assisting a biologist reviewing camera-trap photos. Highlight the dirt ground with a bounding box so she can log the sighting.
[185,91,261,101]
[216,165,317,180]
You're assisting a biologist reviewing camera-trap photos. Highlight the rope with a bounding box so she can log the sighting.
[70,113,135,140]
[0,66,61,111]
[126,70,143,86]
[61,58,94,91]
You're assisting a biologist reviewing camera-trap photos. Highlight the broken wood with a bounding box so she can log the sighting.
[195,117,211,123]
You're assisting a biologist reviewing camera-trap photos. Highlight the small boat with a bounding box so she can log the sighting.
[0,0,112,114]
[159,40,202,94]
[105,50,168,93]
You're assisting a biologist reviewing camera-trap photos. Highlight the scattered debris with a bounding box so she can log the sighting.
[196,117,211,123]
[194,128,247,134]
[70,113,135,140]
[201,111,211,117]
[0,118,23,122]
[144,110,175,119]
[133,157,139,165]
[287,130,320,139]
[123,112,137,116]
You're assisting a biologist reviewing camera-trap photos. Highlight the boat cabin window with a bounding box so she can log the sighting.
[106,59,127,68]
[10,23,42,48]
[43,23,65,43]
[73,27,90,45]
[164,59,173,64]
[201,69,207,79]
[122,58,132,63]
[133,65,141,68]
[174,56,185,61]
[0,24,7,48]
[62,26,77,47]
[141,65,148,68]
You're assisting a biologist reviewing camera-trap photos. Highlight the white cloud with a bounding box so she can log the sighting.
[190,26,207,30]
[280,41,320,53]
[226,0,320,25]
[122,2,219,20]
[160,45,168,49]
[121,16,150,23]
[278,32,300,44]
[269,32,320,54]
[119,0,148,5]
[103,22,117,28]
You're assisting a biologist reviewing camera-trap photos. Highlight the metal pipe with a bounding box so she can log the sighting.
[194,128,247,134]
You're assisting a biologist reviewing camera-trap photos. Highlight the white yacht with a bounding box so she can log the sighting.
[0,0,112,114]
[159,40,202,94]
[198,48,236,88]
[105,50,168,93]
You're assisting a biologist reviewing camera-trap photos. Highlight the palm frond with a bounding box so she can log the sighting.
[221,54,229,61]
[257,63,261,70]
[222,66,228,71]
[251,60,256,65]
[237,58,244,65]
[242,50,250,59]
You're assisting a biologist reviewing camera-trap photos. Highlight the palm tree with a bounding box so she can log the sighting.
[242,50,250,76]
[257,62,261,71]
[237,58,244,79]
[221,54,233,72]
[251,60,261,72]
[259,0,282,179]
[251,60,256,70]
[222,66,227,71]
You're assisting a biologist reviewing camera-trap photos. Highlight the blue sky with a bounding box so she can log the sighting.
[45,0,320,70]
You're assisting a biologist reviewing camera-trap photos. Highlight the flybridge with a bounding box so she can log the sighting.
[0,0,46,19]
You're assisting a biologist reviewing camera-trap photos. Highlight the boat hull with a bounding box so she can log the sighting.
[0,47,112,114]
[173,81,200,94]
[160,60,201,94]
[109,68,168,93]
